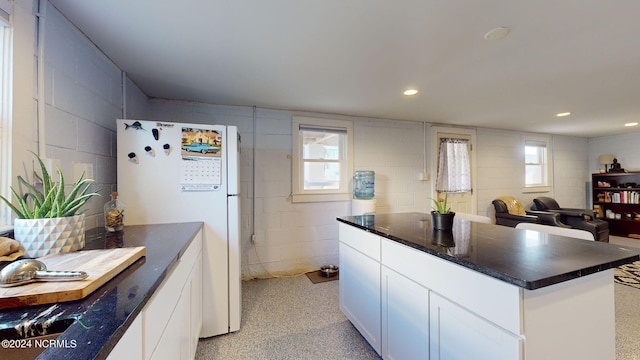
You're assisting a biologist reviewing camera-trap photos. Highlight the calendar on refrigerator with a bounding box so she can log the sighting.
[180,156,222,191]
[179,126,224,191]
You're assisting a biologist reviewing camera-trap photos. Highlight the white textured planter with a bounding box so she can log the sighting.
[14,214,86,258]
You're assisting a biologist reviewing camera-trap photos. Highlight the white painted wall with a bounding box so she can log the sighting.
[8,0,596,279]
[588,133,640,174]
[355,118,429,214]
[588,132,640,206]
[148,100,429,278]
[552,135,591,208]
[8,0,37,226]
[6,0,149,228]
[147,100,590,278]
[475,128,589,217]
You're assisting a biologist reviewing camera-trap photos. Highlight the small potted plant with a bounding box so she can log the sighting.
[0,152,100,257]
[430,192,455,231]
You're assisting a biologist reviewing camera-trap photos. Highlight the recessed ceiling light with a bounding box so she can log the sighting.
[625,122,638,127]
[484,27,510,41]
[556,112,571,117]
[403,89,418,96]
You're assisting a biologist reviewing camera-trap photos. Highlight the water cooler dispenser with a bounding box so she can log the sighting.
[352,171,376,215]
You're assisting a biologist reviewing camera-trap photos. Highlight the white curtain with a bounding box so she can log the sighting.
[436,138,471,193]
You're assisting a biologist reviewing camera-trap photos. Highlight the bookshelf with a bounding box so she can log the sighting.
[592,172,640,237]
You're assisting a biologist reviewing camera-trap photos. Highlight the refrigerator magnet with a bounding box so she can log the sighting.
[163,143,171,155]
[144,146,155,157]
[128,152,138,164]
[152,128,159,141]
[124,121,145,131]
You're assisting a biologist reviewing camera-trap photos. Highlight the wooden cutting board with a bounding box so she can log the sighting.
[0,247,146,309]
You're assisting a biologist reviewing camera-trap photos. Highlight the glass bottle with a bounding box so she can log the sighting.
[104,192,125,232]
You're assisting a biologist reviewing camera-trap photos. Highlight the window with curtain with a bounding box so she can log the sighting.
[436,138,471,193]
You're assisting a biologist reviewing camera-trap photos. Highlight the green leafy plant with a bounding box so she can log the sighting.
[0,152,100,219]
[430,192,451,214]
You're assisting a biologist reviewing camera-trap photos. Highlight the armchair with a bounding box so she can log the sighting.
[492,196,567,228]
[531,197,610,242]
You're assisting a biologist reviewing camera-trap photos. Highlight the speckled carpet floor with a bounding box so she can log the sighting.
[195,275,380,360]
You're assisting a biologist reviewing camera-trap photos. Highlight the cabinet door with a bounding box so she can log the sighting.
[429,293,522,360]
[106,316,143,360]
[381,266,429,360]
[189,253,203,358]
[339,242,381,355]
[149,291,190,360]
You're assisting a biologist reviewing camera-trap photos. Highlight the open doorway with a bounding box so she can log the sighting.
[431,126,477,214]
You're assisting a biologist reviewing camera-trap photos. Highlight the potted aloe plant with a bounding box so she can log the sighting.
[430,192,455,231]
[0,152,100,257]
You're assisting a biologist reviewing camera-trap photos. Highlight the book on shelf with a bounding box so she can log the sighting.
[600,191,640,204]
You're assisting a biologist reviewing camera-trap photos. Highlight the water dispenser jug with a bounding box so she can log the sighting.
[354,171,375,199]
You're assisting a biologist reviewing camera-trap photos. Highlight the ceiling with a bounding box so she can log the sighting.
[48,0,640,138]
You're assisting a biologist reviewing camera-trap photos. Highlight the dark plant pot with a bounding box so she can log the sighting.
[431,211,456,231]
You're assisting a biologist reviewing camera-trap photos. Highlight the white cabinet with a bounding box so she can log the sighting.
[106,229,203,360]
[189,253,203,358]
[381,266,429,360]
[429,292,521,360]
[106,316,143,360]
[148,291,188,360]
[145,230,203,360]
[340,223,522,360]
[339,242,381,355]
[340,222,617,360]
[340,223,521,360]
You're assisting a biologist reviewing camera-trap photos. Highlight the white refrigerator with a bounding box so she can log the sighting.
[116,119,241,337]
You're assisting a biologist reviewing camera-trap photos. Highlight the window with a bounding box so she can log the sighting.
[523,136,551,193]
[292,116,353,202]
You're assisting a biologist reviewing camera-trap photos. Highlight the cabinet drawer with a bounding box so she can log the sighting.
[381,238,522,334]
[339,223,380,260]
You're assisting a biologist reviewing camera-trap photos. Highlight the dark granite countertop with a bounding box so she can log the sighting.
[0,222,203,360]
[338,212,640,290]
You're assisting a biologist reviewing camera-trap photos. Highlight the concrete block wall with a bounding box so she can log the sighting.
[588,131,640,209]
[7,0,37,227]
[5,0,623,278]
[149,99,592,276]
[551,135,590,208]
[354,118,429,214]
[9,2,149,229]
[476,128,527,216]
[476,128,589,217]
[148,100,429,278]
[589,132,640,174]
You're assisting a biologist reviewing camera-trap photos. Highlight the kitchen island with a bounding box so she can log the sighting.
[337,212,640,360]
[0,222,203,360]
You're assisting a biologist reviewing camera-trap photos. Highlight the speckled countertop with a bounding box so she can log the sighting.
[0,222,203,360]
[338,212,640,290]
